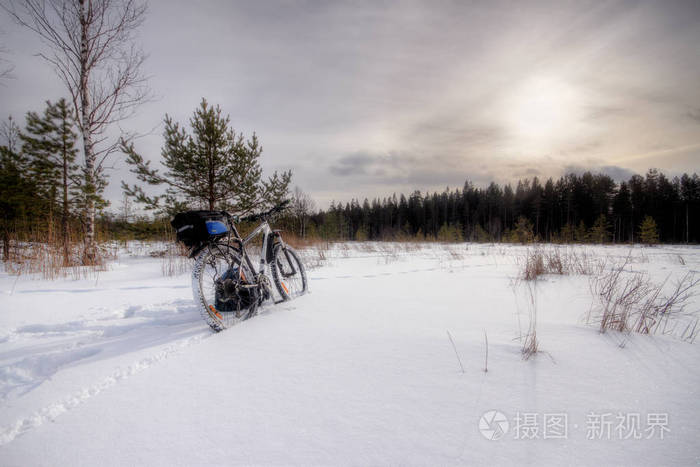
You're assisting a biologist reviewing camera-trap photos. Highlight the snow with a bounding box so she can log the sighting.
[1,242,699,466]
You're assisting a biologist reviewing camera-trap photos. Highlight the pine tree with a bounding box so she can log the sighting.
[574,220,588,243]
[514,216,534,244]
[354,226,368,241]
[639,216,659,245]
[473,224,491,242]
[559,223,574,243]
[122,99,292,215]
[20,99,82,264]
[435,223,463,242]
[1,116,36,260]
[588,214,610,244]
[612,182,632,243]
[679,173,699,243]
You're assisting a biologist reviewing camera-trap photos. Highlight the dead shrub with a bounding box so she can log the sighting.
[512,279,540,359]
[279,232,326,250]
[522,249,546,280]
[589,266,699,341]
[161,242,190,276]
[521,247,606,280]
[3,237,114,280]
[299,242,330,270]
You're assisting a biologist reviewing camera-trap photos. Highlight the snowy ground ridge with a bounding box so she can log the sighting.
[0,332,206,445]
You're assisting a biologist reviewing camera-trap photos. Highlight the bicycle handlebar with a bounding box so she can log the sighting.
[237,200,290,223]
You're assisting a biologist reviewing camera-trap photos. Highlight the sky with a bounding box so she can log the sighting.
[1,0,699,210]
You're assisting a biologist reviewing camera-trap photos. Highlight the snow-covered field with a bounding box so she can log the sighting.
[1,242,699,466]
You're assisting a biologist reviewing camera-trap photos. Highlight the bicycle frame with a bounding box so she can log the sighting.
[227,218,288,280]
[241,221,272,277]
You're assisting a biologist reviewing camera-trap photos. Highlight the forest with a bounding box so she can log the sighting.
[307,170,700,244]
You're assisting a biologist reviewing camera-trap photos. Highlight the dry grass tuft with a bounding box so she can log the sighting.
[589,261,699,341]
[160,242,190,276]
[523,249,546,281]
[298,242,331,270]
[520,280,539,359]
[511,277,540,360]
[280,233,326,250]
[521,247,606,281]
[3,239,115,280]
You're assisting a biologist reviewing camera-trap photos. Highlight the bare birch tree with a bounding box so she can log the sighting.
[291,187,316,238]
[3,0,150,263]
[0,43,14,81]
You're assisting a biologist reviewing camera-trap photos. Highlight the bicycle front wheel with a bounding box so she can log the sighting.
[192,244,258,332]
[270,244,307,300]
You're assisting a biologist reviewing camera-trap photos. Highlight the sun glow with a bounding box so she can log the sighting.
[506,75,580,149]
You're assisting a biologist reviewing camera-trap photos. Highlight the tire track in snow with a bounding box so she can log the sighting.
[0,299,294,446]
[0,300,203,401]
[0,332,207,446]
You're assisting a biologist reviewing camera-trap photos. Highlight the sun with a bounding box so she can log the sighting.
[506,75,580,149]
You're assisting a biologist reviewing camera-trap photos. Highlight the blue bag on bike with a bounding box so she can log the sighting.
[171,211,229,247]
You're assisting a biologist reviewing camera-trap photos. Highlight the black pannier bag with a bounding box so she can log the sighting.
[215,264,259,313]
[171,211,229,247]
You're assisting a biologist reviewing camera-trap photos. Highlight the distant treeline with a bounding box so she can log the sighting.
[306,170,699,244]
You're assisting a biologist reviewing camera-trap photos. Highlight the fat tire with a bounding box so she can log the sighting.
[270,244,307,300]
[192,245,254,332]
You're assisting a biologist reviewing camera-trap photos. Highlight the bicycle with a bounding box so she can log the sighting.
[174,201,308,332]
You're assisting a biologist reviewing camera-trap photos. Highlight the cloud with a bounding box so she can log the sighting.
[407,113,507,150]
[516,168,542,177]
[563,164,636,182]
[583,106,628,121]
[329,153,373,176]
[327,149,486,190]
[688,109,700,124]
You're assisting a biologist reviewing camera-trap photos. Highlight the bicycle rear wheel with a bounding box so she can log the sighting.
[192,244,258,331]
[270,244,307,300]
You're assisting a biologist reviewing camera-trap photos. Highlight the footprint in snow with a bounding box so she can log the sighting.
[0,346,102,400]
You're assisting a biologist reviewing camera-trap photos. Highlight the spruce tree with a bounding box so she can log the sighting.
[639,216,659,245]
[574,220,588,243]
[560,223,574,243]
[588,214,611,244]
[514,216,535,243]
[122,99,292,215]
